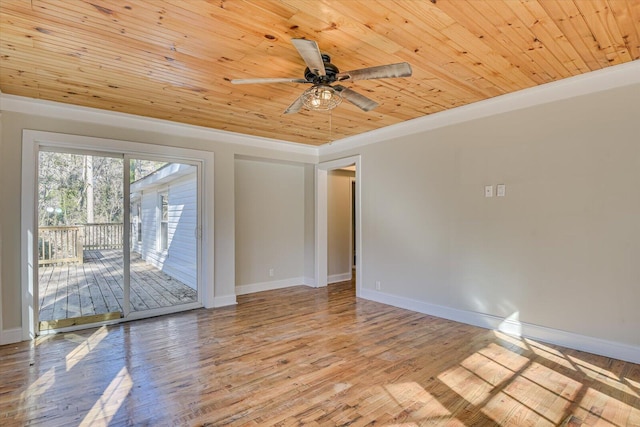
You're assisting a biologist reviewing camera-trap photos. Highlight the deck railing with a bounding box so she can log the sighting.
[84,223,124,250]
[38,226,84,265]
[38,223,124,265]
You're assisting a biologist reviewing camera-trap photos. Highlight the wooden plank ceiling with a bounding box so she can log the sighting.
[1,0,638,146]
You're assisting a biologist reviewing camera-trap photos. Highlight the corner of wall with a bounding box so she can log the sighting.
[212,294,237,308]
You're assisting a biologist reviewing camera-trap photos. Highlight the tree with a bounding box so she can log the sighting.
[38,152,166,226]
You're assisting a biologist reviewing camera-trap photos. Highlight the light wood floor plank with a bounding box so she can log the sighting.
[1,280,638,426]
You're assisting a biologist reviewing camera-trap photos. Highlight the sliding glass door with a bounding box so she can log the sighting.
[35,148,201,332]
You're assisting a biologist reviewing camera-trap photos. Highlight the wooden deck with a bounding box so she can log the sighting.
[38,249,197,322]
[1,280,638,426]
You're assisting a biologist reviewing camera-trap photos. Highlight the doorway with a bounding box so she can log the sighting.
[315,155,361,295]
[326,167,356,284]
[22,131,213,338]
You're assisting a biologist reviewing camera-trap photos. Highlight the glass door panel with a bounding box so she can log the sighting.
[37,150,124,330]
[128,158,199,314]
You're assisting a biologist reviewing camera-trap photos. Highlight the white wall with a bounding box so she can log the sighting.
[327,170,354,282]
[303,164,316,285]
[326,83,640,350]
[234,158,306,293]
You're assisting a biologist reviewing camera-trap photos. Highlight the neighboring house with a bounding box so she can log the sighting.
[131,163,197,290]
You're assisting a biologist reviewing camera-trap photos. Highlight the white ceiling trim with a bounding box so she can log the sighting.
[319,60,640,157]
[2,60,638,160]
[0,92,318,157]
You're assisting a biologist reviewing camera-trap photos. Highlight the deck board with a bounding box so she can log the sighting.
[38,249,197,322]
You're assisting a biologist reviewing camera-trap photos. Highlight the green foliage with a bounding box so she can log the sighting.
[38,152,124,226]
[38,153,168,226]
[130,159,168,183]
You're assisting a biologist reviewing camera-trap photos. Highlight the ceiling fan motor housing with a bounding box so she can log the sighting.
[304,54,340,83]
[231,39,412,114]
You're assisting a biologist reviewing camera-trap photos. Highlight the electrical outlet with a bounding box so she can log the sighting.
[375,281,381,291]
[269,268,274,277]
[497,184,506,197]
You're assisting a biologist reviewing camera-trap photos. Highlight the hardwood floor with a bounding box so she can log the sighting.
[1,280,638,426]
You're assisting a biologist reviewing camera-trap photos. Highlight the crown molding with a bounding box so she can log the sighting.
[319,60,640,156]
[2,60,638,160]
[0,93,319,157]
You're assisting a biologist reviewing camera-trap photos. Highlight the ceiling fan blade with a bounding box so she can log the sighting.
[336,62,412,82]
[291,38,326,77]
[283,92,306,114]
[231,77,308,85]
[334,85,379,112]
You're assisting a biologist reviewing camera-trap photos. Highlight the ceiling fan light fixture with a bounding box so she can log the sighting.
[302,84,342,111]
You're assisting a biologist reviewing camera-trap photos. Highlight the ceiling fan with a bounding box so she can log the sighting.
[231,38,412,114]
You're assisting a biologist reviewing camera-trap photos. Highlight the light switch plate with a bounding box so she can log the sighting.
[497,184,506,197]
[485,185,493,197]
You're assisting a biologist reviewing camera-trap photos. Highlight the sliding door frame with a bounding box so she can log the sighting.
[21,130,215,339]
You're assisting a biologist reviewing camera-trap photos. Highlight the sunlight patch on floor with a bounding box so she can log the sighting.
[66,326,109,371]
[502,369,574,424]
[477,342,530,372]
[438,363,496,406]
[522,362,582,401]
[492,330,529,351]
[384,382,451,418]
[625,376,640,389]
[525,341,577,371]
[575,387,640,426]
[20,367,56,400]
[436,335,631,426]
[482,390,556,427]
[568,354,623,381]
[79,366,132,427]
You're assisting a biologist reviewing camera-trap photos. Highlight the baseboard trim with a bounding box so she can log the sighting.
[1,327,23,345]
[212,294,237,307]
[328,272,352,284]
[359,289,640,364]
[303,277,316,287]
[236,277,309,295]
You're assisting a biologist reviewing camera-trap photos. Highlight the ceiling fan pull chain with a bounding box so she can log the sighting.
[329,109,332,143]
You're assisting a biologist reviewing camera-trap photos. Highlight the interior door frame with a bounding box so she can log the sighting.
[315,155,361,296]
[21,130,215,339]
[350,176,356,271]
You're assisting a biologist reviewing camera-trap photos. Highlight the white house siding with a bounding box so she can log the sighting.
[139,191,158,261]
[131,201,143,254]
[132,166,197,290]
[164,175,197,289]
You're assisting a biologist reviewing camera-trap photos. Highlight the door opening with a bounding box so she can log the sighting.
[315,156,361,295]
[23,131,211,338]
